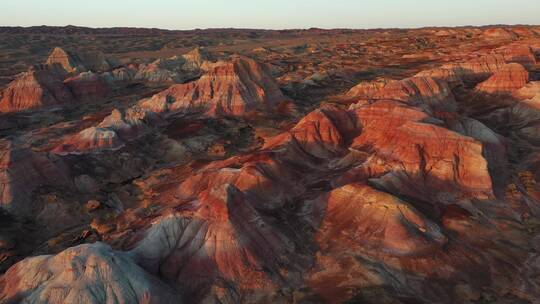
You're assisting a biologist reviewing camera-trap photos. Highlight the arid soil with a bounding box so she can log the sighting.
[1,25,540,303]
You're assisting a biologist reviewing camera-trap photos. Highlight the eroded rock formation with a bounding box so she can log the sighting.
[0,242,180,304]
[475,63,529,94]
[139,56,289,117]
[46,47,119,73]
[53,107,157,155]
[0,47,121,112]
[0,65,73,112]
[135,48,213,84]
[2,26,540,304]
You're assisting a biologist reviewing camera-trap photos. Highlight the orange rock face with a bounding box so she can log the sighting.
[442,54,509,83]
[346,77,393,99]
[312,183,447,257]
[374,76,457,112]
[415,67,464,88]
[437,48,537,86]
[348,76,457,114]
[46,47,82,72]
[0,49,118,113]
[350,100,493,202]
[475,63,529,94]
[177,154,298,211]
[139,56,289,117]
[495,44,538,68]
[264,105,356,158]
[0,65,73,112]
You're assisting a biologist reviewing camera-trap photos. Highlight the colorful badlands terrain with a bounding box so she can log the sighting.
[0,25,540,303]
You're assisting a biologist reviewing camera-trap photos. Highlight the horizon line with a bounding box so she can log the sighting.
[1,23,539,32]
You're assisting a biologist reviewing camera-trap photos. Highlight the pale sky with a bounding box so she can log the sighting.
[3,0,540,30]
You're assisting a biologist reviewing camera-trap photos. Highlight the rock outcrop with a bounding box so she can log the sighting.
[181,47,212,71]
[136,57,187,83]
[427,46,536,87]
[0,47,119,113]
[415,67,464,88]
[346,78,394,99]
[495,44,538,68]
[474,63,529,94]
[53,107,156,155]
[46,47,119,73]
[441,54,508,83]
[0,242,180,304]
[311,183,447,257]
[135,48,213,84]
[52,127,124,155]
[349,76,457,113]
[264,105,356,159]
[0,65,73,112]
[132,184,295,302]
[139,56,289,117]
[348,100,494,202]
